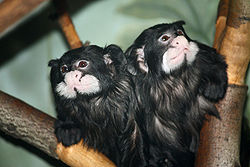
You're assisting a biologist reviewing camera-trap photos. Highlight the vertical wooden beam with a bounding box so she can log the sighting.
[196,85,247,167]
[220,0,250,85]
[195,0,250,166]
[213,0,229,51]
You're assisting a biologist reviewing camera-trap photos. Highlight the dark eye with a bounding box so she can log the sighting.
[61,65,68,73]
[77,60,88,68]
[160,35,170,42]
[177,29,184,35]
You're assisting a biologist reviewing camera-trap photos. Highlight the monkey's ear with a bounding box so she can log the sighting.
[103,44,126,67]
[126,45,148,75]
[136,46,148,73]
[48,59,59,67]
[125,45,138,75]
[103,54,113,65]
[173,20,185,26]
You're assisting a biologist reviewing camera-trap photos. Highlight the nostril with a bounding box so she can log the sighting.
[176,42,179,45]
[75,74,78,78]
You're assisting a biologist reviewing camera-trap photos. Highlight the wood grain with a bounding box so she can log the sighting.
[0,90,117,167]
[195,85,247,167]
[56,141,116,167]
[0,90,57,158]
[214,0,250,85]
[195,0,250,166]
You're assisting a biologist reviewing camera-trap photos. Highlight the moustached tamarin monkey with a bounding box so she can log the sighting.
[125,21,228,167]
[49,44,145,167]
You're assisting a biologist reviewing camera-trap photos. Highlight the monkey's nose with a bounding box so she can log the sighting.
[172,36,189,48]
[71,70,82,81]
[75,74,82,82]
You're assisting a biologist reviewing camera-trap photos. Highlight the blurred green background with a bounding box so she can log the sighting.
[0,0,249,166]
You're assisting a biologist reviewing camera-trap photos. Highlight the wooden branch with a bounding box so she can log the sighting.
[213,0,229,50]
[214,0,250,85]
[0,90,57,158]
[0,90,116,167]
[56,141,116,167]
[195,85,247,167]
[195,0,250,166]
[52,0,85,49]
[0,0,49,37]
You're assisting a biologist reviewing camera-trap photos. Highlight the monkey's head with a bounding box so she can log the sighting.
[48,44,126,99]
[126,21,199,75]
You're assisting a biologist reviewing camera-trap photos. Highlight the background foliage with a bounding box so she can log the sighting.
[0,0,249,166]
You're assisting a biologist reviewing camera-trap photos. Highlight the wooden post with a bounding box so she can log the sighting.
[195,0,250,166]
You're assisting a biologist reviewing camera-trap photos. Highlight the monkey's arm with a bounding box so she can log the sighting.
[55,105,82,147]
[0,90,116,167]
[197,44,228,102]
[55,119,82,147]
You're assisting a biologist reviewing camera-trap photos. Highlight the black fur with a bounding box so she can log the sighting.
[49,44,145,167]
[125,21,228,167]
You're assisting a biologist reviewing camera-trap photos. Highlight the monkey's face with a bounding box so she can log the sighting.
[126,21,199,75]
[49,45,124,99]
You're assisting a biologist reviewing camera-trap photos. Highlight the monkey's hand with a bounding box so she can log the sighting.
[55,120,82,146]
[202,83,226,102]
[198,51,228,102]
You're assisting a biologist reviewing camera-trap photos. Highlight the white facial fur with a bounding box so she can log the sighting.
[186,41,199,63]
[56,70,100,99]
[162,36,198,73]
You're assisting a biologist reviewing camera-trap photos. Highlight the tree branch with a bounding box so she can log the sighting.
[0,0,49,37]
[52,0,90,49]
[56,141,116,167]
[218,0,250,85]
[0,90,57,158]
[0,90,116,167]
[195,0,250,166]
[195,85,247,167]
